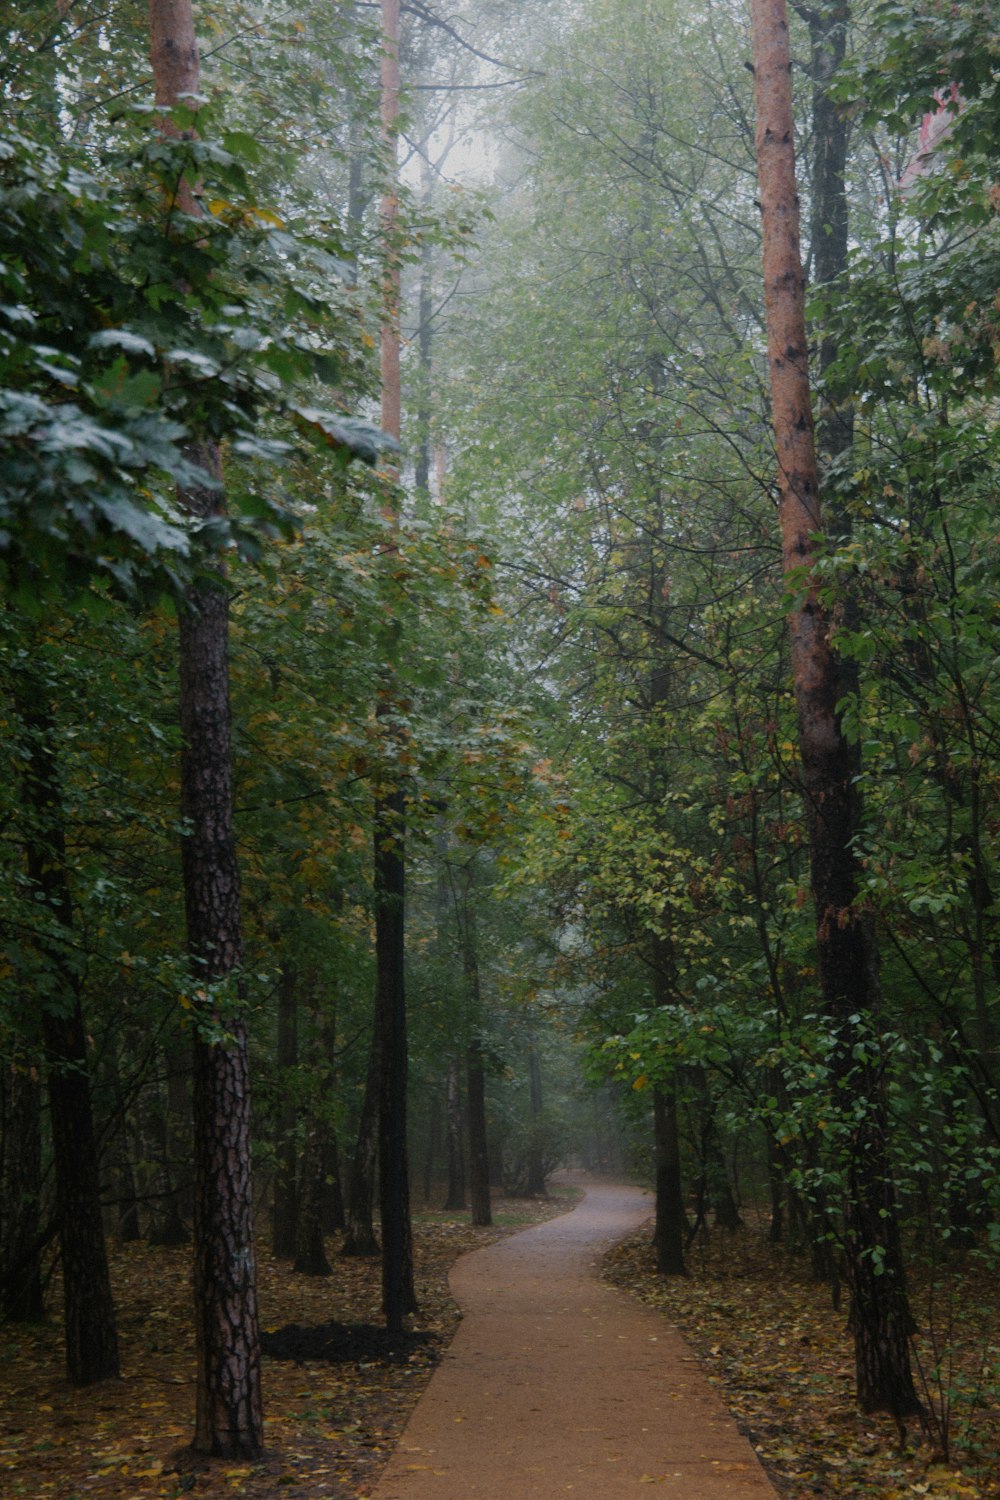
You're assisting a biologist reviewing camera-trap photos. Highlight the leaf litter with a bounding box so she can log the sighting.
[603,1215,1000,1500]
[0,1191,578,1500]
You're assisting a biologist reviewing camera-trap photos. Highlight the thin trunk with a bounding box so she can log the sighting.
[466,1038,491,1226]
[293,1124,332,1276]
[272,965,299,1259]
[146,1062,190,1247]
[375,0,415,1337]
[342,1026,380,1256]
[524,1037,547,1198]
[375,783,416,1329]
[20,695,119,1383]
[423,1091,441,1204]
[0,1058,45,1322]
[751,0,920,1422]
[651,934,686,1276]
[652,1087,687,1276]
[464,912,491,1230]
[442,1056,466,1210]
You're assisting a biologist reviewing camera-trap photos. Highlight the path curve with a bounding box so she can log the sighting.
[370,1176,777,1498]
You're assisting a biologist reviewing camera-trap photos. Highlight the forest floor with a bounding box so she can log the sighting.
[0,1188,580,1500]
[603,1216,1000,1500]
[5,1190,1000,1500]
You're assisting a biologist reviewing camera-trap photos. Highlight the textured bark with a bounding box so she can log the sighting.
[20,699,120,1382]
[0,1060,45,1322]
[148,0,263,1448]
[751,0,920,1422]
[180,571,262,1454]
[442,1056,466,1210]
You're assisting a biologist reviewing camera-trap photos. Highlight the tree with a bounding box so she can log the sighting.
[147,0,262,1456]
[750,0,921,1422]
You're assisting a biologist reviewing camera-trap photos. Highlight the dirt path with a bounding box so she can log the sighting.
[369,1177,778,1498]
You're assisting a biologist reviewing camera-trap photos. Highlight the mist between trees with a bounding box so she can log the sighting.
[2,0,1000,1476]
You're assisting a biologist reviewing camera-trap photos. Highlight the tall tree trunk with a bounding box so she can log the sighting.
[272,965,299,1259]
[374,0,416,1337]
[0,1057,46,1322]
[20,695,120,1383]
[442,1056,466,1210]
[751,0,920,1422]
[148,0,263,1451]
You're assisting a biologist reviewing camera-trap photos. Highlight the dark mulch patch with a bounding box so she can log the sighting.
[261,1320,440,1366]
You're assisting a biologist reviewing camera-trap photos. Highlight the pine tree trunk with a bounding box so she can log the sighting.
[180,572,262,1455]
[148,0,263,1447]
[751,0,920,1422]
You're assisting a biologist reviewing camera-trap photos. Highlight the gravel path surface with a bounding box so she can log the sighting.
[369,1176,779,1498]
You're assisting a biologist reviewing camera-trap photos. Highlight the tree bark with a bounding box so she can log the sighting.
[148,0,263,1450]
[751,0,921,1422]
[179,568,262,1456]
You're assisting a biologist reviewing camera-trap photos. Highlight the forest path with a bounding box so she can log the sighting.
[368,1175,778,1499]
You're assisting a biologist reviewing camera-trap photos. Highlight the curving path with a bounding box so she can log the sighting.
[370,1177,778,1498]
